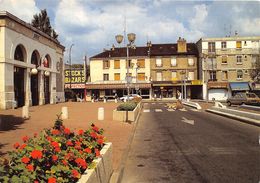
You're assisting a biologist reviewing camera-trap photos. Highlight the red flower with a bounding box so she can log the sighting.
[20,144,27,150]
[51,129,60,135]
[46,136,53,142]
[97,138,104,145]
[13,142,20,149]
[54,147,61,152]
[52,155,58,162]
[34,181,39,183]
[31,150,43,159]
[75,158,87,169]
[79,137,83,142]
[71,169,80,178]
[84,148,91,154]
[48,177,56,183]
[66,141,73,146]
[78,129,84,135]
[51,141,59,148]
[21,157,30,164]
[26,164,34,172]
[33,133,37,138]
[62,160,68,166]
[22,136,29,142]
[95,148,100,157]
[64,128,71,135]
[90,132,98,139]
[92,126,99,132]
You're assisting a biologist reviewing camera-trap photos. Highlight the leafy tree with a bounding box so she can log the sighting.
[250,55,260,82]
[31,9,58,40]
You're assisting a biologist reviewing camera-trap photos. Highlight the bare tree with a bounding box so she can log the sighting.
[250,55,260,82]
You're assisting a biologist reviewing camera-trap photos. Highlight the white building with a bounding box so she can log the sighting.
[0,11,65,109]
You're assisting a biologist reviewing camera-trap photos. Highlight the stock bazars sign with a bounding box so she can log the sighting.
[64,69,85,89]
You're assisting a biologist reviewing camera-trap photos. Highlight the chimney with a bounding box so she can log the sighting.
[177,37,187,53]
[111,44,115,51]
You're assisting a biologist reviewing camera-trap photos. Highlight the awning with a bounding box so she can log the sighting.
[229,82,250,91]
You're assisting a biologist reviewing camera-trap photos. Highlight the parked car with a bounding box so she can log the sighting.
[120,94,142,102]
[226,92,260,106]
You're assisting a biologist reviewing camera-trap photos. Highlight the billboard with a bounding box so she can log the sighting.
[64,69,85,89]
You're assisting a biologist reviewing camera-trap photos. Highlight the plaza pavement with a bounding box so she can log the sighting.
[0,101,134,170]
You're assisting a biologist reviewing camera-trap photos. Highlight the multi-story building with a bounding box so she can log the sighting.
[197,36,260,101]
[87,46,152,100]
[0,11,65,109]
[150,38,201,99]
[88,37,202,100]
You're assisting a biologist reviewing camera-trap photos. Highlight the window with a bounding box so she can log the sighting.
[172,71,177,79]
[156,72,162,81]
[221,42,227,49]
[222,56,227,64]
[209,71,216,81]
[222,71,228,80]
[237,55,242,64]
[137,59,145,68]
[244,55,247,61]
[125,59,133,68]
[137,73,145,81]
[114,73,120,81]
[103,74,109,81]
[103,60,110,69]
[188,71,194,80]
[156,58,162,67]
[114,60,120,69]
[237,70,243,79]
[171,57,177,66]
[236,41,242,48]
[208,42,215,53]
[244,70,249,75]
[188,58,194,66]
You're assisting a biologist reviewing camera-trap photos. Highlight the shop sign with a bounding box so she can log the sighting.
[64,69,85,84]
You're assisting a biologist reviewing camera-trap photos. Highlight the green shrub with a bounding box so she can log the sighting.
[117,102,137,111]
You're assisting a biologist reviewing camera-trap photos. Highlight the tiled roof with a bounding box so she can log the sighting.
[90,43,198,59]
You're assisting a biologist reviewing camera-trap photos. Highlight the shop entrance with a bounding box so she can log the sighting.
[14,67,25,107]
[31,74,39,106]
[44,76,50,104]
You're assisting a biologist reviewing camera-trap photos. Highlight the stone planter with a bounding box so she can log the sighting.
[78,142,113,183]
[113,102,141,122]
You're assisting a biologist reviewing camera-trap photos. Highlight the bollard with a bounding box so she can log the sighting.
[61,106,68,119]
[22,105,29,119]
[92,99,94,103]
[115,99,117,103]
[98,107,104,121]
[104,98,106,103]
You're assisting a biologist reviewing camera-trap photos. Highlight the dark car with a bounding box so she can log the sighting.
[226,92,260,106]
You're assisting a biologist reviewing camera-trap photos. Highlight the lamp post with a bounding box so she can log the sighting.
[69,44,74,89]
[115,33,136,101]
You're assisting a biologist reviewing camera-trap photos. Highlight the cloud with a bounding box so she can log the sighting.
[0,0,39,22]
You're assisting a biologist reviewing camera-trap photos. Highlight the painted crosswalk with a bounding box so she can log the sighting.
[143,109,150,113]
[155,109,163,112]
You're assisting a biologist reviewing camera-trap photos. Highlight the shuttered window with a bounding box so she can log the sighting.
[114,73,120,81]
[137,73,145,81]
[222,56,227,64]
[137,59,145,68]
[188,71,194,80]
[103,60,110,69]
[156,58,162,67]
[114,60,120,69]
[236,41,242,48]
[171,58,177,66]
[188,58,194,66]
[156,72,162,81]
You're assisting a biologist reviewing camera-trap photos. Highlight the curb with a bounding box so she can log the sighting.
[206,109,260,127]
[182,101,202,109]
[109,102,143,183]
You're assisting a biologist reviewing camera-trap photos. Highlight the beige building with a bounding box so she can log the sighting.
[150,38,201,99]
[197,36,260,100]
[0,11,65,109]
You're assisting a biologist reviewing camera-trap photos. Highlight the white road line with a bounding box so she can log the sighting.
[181,117,194,125]
[167,109,175,112]
[143,109,150,113]
[179,108,187,111]
[151,103,155,105]
[155,109,163,112]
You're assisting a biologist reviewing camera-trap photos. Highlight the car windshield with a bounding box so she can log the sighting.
[246,93,257,98]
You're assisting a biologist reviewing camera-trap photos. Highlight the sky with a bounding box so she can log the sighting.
[0,0,260,64]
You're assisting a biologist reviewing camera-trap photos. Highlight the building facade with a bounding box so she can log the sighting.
[0,11,65,109]
[197,36,260,101]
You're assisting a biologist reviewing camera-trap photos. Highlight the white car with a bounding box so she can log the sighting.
[120,94,142,101]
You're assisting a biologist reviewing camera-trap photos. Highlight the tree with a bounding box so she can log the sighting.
[31,9,58,40]
[250,55,260,83]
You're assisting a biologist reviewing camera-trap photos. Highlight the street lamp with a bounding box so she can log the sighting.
[69,44,74,89]
[115,33,136,101]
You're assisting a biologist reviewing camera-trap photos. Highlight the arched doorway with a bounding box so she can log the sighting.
[31,50,40,106]
[43,55,51,104]
[14,44,26,107]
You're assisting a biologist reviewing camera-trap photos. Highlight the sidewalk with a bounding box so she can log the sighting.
[0,101,134,170]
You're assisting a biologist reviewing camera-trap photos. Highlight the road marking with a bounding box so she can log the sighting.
[179,108,187,111]
[143,109,150,113]
[190,108,200,112]
[151,103,155,105]
[209,147,240,155]
[155,109,163,112]
[167,109,175,112]
[181,117,194,125]
[158,103,163,105]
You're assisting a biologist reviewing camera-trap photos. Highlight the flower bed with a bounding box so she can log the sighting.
[113,102,141,122]
[0,116,106,183]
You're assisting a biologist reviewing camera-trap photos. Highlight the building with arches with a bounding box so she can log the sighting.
[0,11,65,109]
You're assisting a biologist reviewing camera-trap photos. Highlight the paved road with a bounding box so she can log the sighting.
[121,102,260,183]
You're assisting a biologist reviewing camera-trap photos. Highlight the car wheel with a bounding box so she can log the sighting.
[227,101,231,106]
